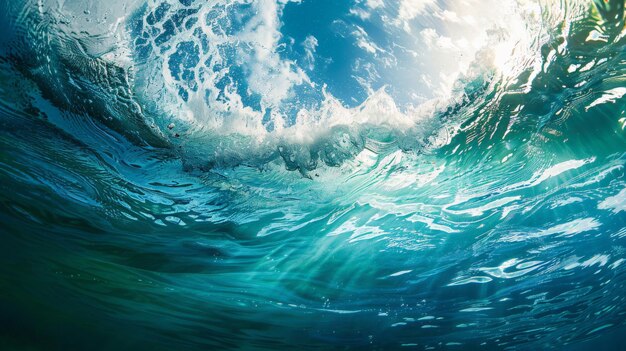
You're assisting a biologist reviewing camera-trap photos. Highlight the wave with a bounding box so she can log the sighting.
[3,0,605,173]
[1,1,626,350]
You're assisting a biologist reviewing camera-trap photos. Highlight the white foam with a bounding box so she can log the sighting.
[131,0,576,144]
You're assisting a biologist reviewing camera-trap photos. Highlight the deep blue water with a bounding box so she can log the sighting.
[1,0,626,350]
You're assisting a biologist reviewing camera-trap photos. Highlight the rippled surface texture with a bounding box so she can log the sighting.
[2,0,626,350]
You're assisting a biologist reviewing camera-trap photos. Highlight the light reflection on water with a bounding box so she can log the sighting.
[1,0,626,350]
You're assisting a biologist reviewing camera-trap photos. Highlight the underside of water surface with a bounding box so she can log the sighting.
[1,0,626,350]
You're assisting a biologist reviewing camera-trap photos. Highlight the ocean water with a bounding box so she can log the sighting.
[1,0,626,350]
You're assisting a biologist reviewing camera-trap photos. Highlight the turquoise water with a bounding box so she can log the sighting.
[1,0,626,350]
